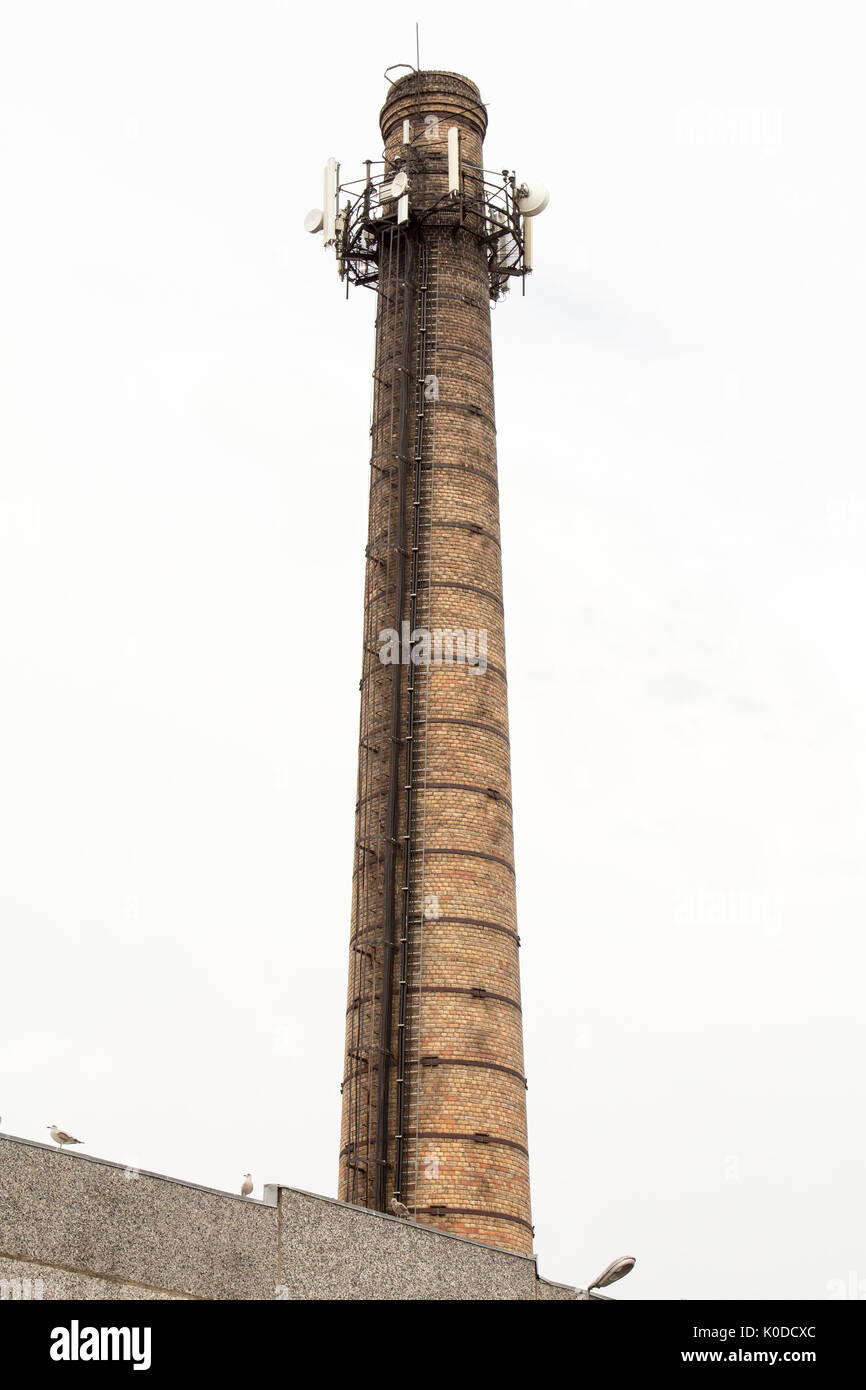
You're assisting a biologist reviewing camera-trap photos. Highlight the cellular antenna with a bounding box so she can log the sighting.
[304,96,547,294]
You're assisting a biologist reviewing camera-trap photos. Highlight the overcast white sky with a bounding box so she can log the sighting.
[1,1,864,1301]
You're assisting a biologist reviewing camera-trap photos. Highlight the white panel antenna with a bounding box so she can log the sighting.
[487,204,508,267]
[323,157,339,246]
[522,216,533,271]
[447,127,460,199]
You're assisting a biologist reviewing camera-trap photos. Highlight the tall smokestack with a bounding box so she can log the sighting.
[309,68,546,1256]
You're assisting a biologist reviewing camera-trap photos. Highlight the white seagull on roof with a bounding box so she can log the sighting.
[48,1124,84,1149]
[240,1174,253,1197]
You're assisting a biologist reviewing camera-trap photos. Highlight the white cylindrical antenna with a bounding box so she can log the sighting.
[304,208,324,234]
[523,216,533,271]
[403,119,411,144]
[447,126,460,198]
[323,157,339,245]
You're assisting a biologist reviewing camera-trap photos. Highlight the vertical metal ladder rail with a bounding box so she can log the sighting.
[347,223,407,1208]
[393,238,431,1203]
[396,241,439,1211]
[372,228,415,1212]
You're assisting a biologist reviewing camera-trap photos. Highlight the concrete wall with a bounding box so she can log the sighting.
[0,1136,579,1300]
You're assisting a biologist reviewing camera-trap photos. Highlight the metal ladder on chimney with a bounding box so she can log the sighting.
[395,238,440,1213]
[346,223,412,1208]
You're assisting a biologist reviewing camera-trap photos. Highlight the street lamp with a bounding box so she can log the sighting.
[585,1255,636,1298]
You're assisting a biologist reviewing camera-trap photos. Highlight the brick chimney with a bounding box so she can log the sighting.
[337,70,533,1255]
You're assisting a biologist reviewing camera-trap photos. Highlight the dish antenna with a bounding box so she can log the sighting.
[304,208,324,234]
[379,170,409,203]
[516,181,550,218]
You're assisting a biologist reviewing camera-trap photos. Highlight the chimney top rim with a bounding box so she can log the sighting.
[385,69,482,92]
[380,70,488,139]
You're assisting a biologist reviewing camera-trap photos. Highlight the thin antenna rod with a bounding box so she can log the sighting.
[416,22,420,71]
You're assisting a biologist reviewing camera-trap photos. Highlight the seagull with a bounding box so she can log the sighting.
[390,1197,410,1219]
[48,1125,83,1149]
[240,1173,253,1198]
